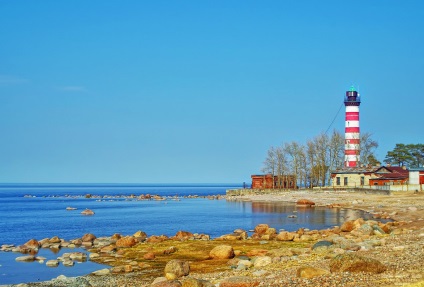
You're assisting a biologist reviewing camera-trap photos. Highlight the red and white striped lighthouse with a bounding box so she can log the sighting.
[344,86,361,167]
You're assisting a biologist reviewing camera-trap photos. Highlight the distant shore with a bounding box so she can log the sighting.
[2,189,424,287]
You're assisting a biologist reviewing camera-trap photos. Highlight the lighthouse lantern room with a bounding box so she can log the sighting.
[344,86,361,167]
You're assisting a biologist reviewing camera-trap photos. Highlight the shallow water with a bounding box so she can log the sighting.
[0,184,375,284]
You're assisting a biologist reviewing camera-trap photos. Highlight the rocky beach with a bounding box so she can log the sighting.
[1,189,424,287]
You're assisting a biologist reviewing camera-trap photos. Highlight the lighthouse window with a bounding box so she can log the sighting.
[344,177,348,186]
[360,176,365,186]
[336,177,340,185]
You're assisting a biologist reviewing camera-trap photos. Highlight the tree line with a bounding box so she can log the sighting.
[262,130,378,188]
[384,144,424,168]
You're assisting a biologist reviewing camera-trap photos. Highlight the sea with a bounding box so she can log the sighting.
[0,183,375,285]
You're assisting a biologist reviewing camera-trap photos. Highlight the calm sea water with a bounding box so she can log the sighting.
[0,184,373,285]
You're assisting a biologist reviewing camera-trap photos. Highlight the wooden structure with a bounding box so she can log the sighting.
[251,174,296,189]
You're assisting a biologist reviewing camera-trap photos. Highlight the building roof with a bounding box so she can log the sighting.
[331,166,380,174]
[331,165,410,182]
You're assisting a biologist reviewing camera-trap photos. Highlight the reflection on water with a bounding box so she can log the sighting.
[227,201,377,231]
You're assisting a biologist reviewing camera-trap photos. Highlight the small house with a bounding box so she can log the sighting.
[331,165,409,188]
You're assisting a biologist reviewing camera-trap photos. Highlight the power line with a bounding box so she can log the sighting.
[325,101,344,135]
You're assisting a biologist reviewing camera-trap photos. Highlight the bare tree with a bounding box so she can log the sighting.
[284,141,305,188]
[262,146,277,188]
[360,132,379,166]
[327,130,344,185]
[275,146,288,189]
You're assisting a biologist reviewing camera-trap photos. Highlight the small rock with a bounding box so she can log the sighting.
[70,252,87,262]
[46,260,59,267]
[81,209,95,215]
[15,255,35,262]
[92,268,111,276]
[144,252,156,260]
[116,236,137,248]
[63,259,74,267]
[253,256,272,267]
[164,246,178,255]
[296,199,315,206]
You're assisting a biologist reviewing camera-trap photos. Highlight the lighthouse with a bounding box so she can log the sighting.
[344,86,361,167]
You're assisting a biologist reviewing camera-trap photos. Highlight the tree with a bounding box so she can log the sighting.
[360,132,379,166]
[366,154,381,166]
[327,130,344,184]
[275,146,288,188]
[408,144,424,167]
[284,141,304,188]
[384,144,414,167]
[306,134,329,187]
[262,146,278,187]
[384,143,424,167]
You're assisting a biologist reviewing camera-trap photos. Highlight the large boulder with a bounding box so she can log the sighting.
[133,230,147,242]
[164,259,190,280]
[340,220,356,232]
[174,231,194,241]
[24,239,40,249]
[111,233,122,241]
[116,236,137,248]
[276,231,296,241]
[82,233,96,242]
[209,245,235,259]
[297,266,330,278]
[329,253,387,273]
[253,224,269,235]
[49,236,62,244]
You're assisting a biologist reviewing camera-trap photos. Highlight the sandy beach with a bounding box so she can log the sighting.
[3,190,424,287]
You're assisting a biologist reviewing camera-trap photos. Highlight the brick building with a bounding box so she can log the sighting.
[251,174,296,189]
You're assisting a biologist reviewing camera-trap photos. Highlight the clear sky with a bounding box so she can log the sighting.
[1,1,423,183]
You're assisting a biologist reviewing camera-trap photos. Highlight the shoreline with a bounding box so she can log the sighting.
[2,189,424,287]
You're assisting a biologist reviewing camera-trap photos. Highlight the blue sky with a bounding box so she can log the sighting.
[1,1,423,183]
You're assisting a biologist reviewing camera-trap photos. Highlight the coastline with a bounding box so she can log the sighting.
[2,189,424,287]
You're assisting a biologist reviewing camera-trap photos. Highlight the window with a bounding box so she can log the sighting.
[336,177,340,185]
[344,177,348,186]
[360,176,365,186]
